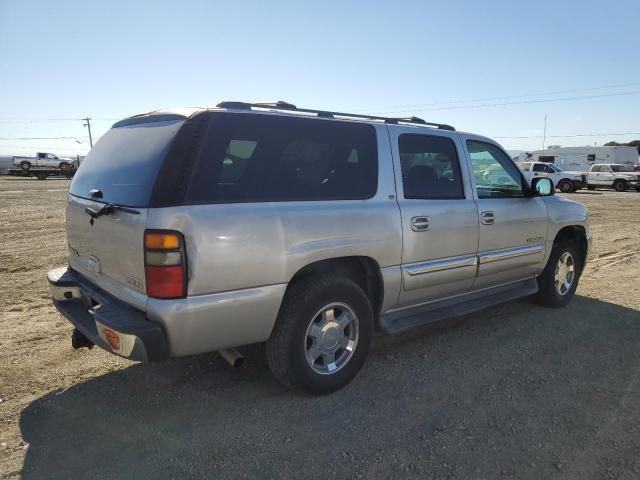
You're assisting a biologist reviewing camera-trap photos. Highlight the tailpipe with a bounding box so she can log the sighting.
[218,349,244,368]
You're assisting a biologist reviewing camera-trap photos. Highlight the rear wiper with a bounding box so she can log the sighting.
[85,203,140,224]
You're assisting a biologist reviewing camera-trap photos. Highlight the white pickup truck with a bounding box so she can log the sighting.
[13,152,75,170]
[519,162,586,193]
[586,163,640,192]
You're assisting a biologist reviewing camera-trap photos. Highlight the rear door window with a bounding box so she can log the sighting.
[69,119,184,207]
[187,113,378,203]
[398,134,464,199]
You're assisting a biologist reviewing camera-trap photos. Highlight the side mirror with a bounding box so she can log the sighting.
[531,177,554,196]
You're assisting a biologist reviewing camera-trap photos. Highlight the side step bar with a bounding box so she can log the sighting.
[378,278,538,334]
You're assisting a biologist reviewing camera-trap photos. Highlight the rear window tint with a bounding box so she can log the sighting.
[69,119,184,206]
[186,113,378,203]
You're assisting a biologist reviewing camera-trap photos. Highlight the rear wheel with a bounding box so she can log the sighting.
[535,241,581,308]
[37,172,47,180]
[558,179,574,193]
[20,161,31,170]
[266,275,373,394]
[587,185,596,190]
[614,180,627,192]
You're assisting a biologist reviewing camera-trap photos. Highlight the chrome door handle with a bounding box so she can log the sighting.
[480,211,495,225]
[411,216,430,232]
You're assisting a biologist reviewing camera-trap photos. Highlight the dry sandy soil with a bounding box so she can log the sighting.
[0,176,639,479]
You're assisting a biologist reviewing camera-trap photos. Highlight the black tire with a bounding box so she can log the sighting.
[587,185,596,190]
[558,179,574,193]
[535,241,582,308]
[20,161,31,170]
[37,172,47,180]
[614,180,627,192]
[636,188,640,192]
[266,275,373,394]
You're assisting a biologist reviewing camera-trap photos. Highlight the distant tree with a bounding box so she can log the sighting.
[604,140,640,154]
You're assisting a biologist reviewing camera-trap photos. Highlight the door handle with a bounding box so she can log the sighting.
[480,211,495,225]
[411,216,430,232]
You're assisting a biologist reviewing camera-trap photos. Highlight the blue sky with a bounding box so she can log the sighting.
[1,0,639,156]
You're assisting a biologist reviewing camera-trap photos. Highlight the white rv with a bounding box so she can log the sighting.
[517,146,638,172]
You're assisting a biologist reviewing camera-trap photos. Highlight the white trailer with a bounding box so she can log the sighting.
[516,146,638,172]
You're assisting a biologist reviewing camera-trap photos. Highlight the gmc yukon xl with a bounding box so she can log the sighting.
[49,101,592,394]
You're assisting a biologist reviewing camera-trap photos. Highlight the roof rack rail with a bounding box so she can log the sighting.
[215,101,455,131]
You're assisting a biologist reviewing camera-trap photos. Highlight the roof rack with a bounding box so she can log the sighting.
[215,101,455,131]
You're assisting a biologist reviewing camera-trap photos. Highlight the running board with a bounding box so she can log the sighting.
[378,278,538,334]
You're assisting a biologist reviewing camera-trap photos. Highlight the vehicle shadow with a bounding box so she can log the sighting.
[19,295,640,479]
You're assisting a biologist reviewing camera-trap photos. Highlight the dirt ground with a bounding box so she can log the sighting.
[0,175,639,479]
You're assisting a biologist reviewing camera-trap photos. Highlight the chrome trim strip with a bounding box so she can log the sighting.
[479,243,544,264]
[405,254,478,276]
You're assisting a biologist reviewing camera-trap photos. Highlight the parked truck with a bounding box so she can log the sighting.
[13,152,75,170]
[519,161,586,193]
[586,163,640,192]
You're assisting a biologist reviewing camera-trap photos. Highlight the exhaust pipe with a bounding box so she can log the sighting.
[218,349,244,368]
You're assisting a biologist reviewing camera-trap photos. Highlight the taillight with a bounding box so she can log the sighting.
[144,231,187,299]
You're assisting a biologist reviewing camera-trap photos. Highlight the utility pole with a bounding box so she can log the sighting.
[542,113,547,151]
[82,117,93,148]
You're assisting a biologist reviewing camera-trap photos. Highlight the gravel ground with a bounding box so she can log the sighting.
[0,176,639,479]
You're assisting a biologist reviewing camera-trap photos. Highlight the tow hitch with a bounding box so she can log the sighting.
[71,328,94,350]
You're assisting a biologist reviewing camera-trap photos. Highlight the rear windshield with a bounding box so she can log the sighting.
[69,119,184,206]
[185,113,378,204]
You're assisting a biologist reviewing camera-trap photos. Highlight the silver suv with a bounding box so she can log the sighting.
[49,101,592,394]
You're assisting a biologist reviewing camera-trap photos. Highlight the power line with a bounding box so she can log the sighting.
[0,136,89,140]
[493,132,640,139]
[363,81,640,113]
[372,91,640,114]
[0,117,118,123]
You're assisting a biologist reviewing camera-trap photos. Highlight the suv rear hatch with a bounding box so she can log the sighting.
[66,115,187,310]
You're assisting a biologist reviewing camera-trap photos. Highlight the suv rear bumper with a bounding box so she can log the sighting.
[48,267,169,362]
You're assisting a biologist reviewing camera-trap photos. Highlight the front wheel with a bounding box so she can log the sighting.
[614,180,627,192]
[535,241,581,308]
[558,179,574,193]
[266,275,373,394]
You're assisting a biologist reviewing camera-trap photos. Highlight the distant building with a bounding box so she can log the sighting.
[516,146,638,172]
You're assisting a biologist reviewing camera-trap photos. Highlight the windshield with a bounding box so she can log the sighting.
[549,164,562,172]
[610,165,633,172]
[69,119,184,206]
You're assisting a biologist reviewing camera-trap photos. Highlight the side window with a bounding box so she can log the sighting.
[543,165,555,173]
[187,113,378,203]
[398,134,464,199]
[467,140,524,198]
[532,164,545,172]
[46,153,56,159]
[591,165,601,172]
